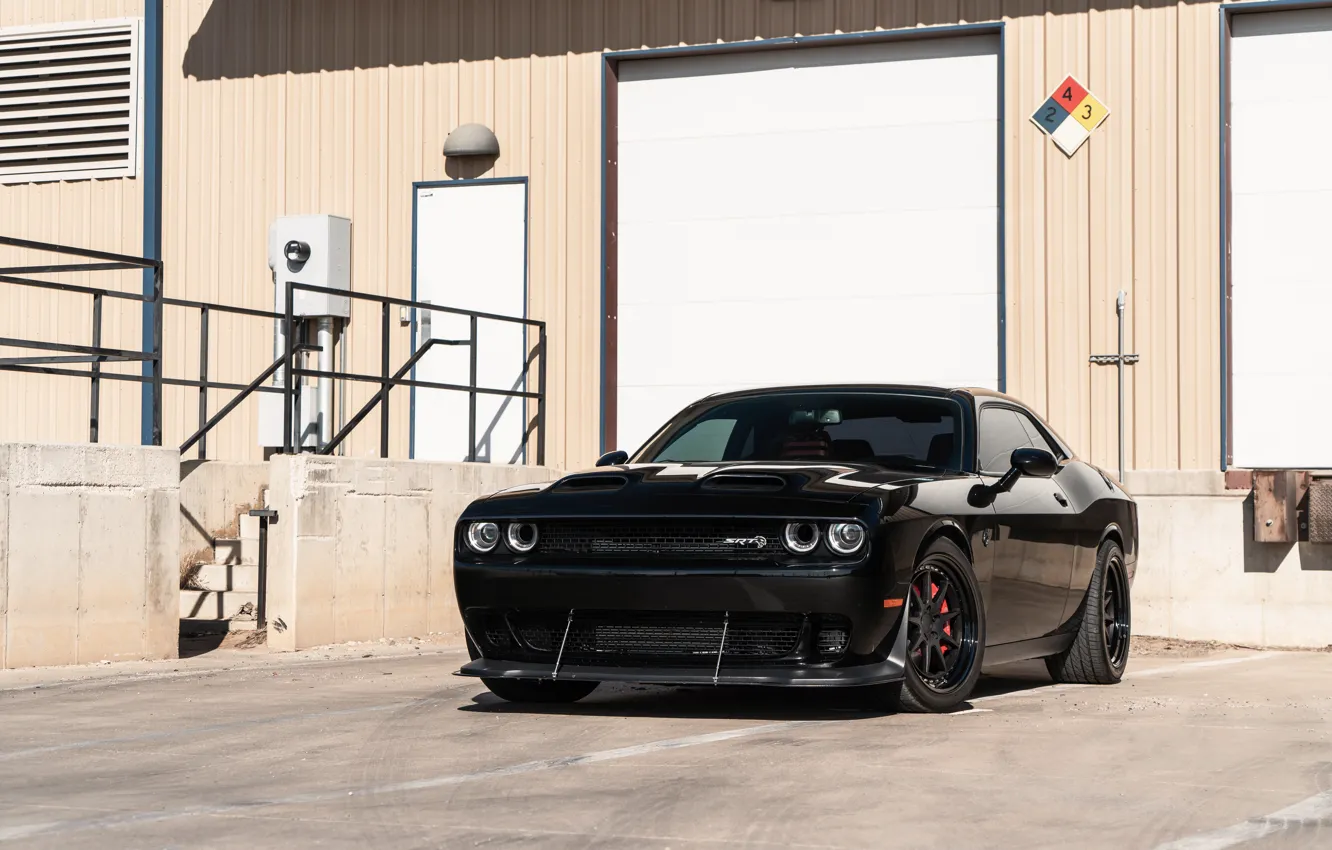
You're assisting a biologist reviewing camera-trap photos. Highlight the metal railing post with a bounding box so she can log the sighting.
[468,315,478,462]
[198,306,209,459]
[380,301,390,458]
[537,324,547,466]
[90,293,102,443]
[151,263,163,447]
[283,281,294,454]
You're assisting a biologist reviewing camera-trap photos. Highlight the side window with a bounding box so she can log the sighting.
[977,407,1033,474]
[1014,411,1059,457]
[654,418,738,462]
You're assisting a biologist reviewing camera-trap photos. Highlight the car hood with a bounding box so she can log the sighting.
[469,461,966,518]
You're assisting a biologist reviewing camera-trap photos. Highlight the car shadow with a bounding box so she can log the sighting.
[455,659,1056,720]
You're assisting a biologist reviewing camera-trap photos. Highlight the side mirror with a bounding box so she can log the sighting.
[1011,447,1059,478]
[596,450,629,467]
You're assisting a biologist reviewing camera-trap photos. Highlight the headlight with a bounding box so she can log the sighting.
[827,522,866,555]
[506,522,539,553]
[782,521,820,555]
[466,521,501,553]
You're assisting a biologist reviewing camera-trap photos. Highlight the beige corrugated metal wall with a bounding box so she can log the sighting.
[1,0,1229,474]
[0,0,146,447]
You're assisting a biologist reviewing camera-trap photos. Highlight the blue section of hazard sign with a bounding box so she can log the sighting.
[1032,96,1067,136]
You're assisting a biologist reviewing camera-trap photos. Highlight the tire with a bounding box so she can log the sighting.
[871,537,986,713]
[466,630,600,704]
[480,676,600,704]
[1045,539,1130,685]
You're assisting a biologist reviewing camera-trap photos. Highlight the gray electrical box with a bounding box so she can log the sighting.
[267,214,352,319]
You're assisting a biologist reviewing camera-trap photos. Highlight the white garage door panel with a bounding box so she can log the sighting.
[1230,9,1332,468]
[615,35,1000,453]
[617,211,997,307]
[1230,196,1332,287]
[619,39,998,140]
[617,295,997,386]
[619,123,997,225]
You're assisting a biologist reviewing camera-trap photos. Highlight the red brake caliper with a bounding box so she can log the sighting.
[933,582,951,655]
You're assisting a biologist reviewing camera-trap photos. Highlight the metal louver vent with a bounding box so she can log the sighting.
[0,20,141,183]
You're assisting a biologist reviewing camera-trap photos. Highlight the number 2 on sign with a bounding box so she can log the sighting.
[1046,106,1057,121]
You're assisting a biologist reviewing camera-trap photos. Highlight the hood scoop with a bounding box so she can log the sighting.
[700,472,789,493]
[553,474,628,493]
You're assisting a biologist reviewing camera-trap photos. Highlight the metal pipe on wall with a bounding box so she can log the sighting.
[317,317,335,449]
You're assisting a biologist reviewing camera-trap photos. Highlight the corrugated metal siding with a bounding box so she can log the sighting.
[0,0,146,448]
[1,0,1233,473]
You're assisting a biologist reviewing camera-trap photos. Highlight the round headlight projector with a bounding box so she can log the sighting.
[506,522,539,553]
[782,521,820,555]
[466,521,501,553]
[827,522,866,555]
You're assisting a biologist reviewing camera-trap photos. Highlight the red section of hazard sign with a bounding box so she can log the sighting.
[1053,76,1088,113]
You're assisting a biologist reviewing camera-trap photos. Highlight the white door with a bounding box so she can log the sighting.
[614,35,1001,454]
[412,180,528,463]
[1231,9,1332,468]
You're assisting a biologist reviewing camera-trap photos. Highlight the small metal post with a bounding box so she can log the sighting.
[197,306,209,459]
[90,292,102,443]
[283,281,294,454]
[293,321,305,453]
[248,508,278,629]
[468,315,478,462]
[380,302,391,459]
[151,263,163,447]
[1116,292,1126,484]
[537,324,547,467]
[1089,290,1139,484]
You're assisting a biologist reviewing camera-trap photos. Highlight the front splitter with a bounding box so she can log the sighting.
[456,657,905,688]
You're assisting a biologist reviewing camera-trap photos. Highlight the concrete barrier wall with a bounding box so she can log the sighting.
[178,460,268,579]
[265,456,559,652]
[0,444,180,669]
[1128,471,1332,648]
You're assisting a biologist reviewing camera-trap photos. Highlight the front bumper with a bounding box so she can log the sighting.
[453,559,907,687]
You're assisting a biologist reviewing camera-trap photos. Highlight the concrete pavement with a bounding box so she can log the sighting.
[1,638,1330,849]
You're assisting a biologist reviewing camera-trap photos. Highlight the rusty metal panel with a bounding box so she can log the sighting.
[1309,479,1332,544]
[1253,470,1306,544]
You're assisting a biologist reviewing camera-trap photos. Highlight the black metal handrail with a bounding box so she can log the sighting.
[283,280,547,465]
[0,236,549,465]
[0,235,163,445]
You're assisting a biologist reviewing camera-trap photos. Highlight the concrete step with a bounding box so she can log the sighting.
[180,589,258,622]
[191,563,259,593]
[212,537,257,566]
[238,513,261,541]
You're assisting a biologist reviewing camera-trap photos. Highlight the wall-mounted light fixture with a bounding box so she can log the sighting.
[443,123,500,158]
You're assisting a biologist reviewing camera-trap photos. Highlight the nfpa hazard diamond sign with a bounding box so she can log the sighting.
[1031,75,1110,156]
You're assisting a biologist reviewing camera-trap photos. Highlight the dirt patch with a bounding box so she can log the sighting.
[1132,634,1332,656]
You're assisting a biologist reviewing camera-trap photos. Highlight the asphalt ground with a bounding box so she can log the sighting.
[1,637,1330,850]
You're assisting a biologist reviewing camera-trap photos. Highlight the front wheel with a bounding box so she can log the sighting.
[872,537,986,713]
[1045,539,1130,685]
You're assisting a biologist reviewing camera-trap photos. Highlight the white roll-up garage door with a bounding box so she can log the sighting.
[1230,10,1332,468]
[614,34,1001,454]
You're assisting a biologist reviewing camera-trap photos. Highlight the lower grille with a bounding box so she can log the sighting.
[474,610,811,666]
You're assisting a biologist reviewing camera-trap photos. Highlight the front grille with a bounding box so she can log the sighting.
[475,610,808,666]
[537,520,785,560]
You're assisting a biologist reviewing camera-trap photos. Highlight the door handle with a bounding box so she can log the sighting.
[1053,492,1069,507]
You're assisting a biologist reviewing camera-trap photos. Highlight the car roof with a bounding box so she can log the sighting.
[699,383,1028,406]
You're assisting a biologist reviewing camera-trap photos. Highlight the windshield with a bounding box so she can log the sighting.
[636,391,965,472]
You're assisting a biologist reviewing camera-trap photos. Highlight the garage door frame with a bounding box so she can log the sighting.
[1220,0,1332,471]
[599,22,1008,454]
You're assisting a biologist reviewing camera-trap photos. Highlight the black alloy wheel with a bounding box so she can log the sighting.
[877,537,985,713]
[1103,551,1130,669]
[1045,539,1130,685]
[907,559,979,693]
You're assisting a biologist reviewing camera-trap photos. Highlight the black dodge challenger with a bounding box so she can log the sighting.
[454,385,1137,713]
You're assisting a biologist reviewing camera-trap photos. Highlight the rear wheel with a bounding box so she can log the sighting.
[1045,539,1130,685]
[873,537,985,713]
